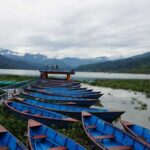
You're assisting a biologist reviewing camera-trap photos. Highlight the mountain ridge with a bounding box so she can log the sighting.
[0,48,110,68]
[0,48,149,73]
[76,52,150,73]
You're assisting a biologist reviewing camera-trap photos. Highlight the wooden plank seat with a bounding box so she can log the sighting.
[86,125,96,129]
[15,97,24,101]
[82,112,92,117]
[0,147,9,150]
[109,146,132,150]
[29,119,42,128]
[94,135,114,140]
[22,110,30,113]
[32,135,47,140]
[49,146,67,150]
[0,126,7,133]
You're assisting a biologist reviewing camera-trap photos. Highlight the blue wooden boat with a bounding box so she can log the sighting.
[32,83,87,90]
[15,97,125,122]
[31,86,98,97]
[82,112,150,150]
[35,81,81,88]
[121,120,150,147]
[37,79,80,85]
[31,85,93,93]
[21,91,98,107]
[0,125,27,150]
[36,82,81,88]
[4,101,78,127]
[24,88,103,99]
[27,119,86,150]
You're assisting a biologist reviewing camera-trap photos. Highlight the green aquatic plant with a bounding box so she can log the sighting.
[131,97,137,101]
[85,79,150,98]
[131,100,135,104]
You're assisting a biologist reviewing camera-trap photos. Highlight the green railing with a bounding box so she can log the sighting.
[0,78,38,100]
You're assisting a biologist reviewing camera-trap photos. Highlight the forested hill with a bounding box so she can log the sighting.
[76,52,150,74]
[0,54,36,69]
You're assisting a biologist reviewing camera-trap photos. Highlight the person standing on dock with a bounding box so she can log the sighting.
[56,65,58,71]
[52,65,54,70]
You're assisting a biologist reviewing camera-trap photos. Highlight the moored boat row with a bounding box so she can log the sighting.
[1,114,150,150]
[1,78,150,149]
[12,97,125,122]
[20,91,98,107]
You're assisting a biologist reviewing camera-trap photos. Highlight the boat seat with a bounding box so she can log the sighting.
[32,135,47,140]
[82,112,92,117]
[0,147,9,150]
[33,114,42,116]
[108,146,132,150]
[22,110,30,113]
[49,146,67,150]
[29,119,42,128]
[15,97,24,101]
[86,125,96,129]
[94,135,114,140]
[0,126,7,133]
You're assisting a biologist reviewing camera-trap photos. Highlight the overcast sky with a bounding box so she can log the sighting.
[0,0,150,58]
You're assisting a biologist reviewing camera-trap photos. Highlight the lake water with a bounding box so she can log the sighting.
[82,83,150,128]
[0,69,150,80]
[0,69,149,128]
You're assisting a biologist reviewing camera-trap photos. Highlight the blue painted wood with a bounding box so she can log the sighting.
[82,112,150,150]
[21,92,97,107]
[18,98,125,122]
[0,125,27,150]
[24,88,103,99]
[121,120,150,147]
[4,101,78,127]
[28,119,86,150]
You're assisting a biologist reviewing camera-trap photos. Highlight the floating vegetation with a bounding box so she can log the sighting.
[122,101,126,104]
[131,97,137,101]
[131,100,135,104]
[134,101,148,110]
[85,79,150,98]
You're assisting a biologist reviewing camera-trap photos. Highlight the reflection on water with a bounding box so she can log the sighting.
[82,83,150,128]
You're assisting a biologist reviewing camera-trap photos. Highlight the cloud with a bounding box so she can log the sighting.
[0,0,150,58]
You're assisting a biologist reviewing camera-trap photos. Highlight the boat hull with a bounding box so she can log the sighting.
[21,92,97,107]
[24,88,103,99]
[27,119,86,150]
[0,125,27,150]
[16,97,124,122]
[4,101,78,127]
[82,112,150,150]
[121,120,150,147]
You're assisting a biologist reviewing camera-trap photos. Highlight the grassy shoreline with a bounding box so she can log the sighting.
[0,75,35,82]
[83,79,150,97]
